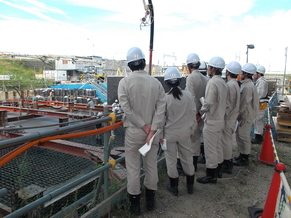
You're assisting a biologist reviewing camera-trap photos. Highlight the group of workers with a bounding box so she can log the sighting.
[117,47,268,216]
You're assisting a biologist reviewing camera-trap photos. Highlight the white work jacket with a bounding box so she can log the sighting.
[118,70,166,130]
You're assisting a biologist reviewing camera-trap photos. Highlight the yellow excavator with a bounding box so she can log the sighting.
[80,66,106,83]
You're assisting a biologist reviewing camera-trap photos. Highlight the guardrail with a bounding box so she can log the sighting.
[0,109,165,217]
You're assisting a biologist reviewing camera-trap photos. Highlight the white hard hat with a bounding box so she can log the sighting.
[186,53,200,64]
[226,61,242,75]
[87,98,90,101]
[242,63,257,75]
[208,56,225,69]
[164,67,181,81]
[115,99,118,102]
[256,65,266,74]
[126,47,145,63]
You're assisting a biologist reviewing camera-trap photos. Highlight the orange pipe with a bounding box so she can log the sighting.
[0,121,123,167]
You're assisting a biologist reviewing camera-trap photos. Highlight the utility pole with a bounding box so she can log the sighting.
[282,47,288,97]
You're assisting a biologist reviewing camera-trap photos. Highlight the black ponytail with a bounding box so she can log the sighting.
[165,79,183,100]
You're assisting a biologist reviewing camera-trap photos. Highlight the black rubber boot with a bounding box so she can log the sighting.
[234,153,242,161]
[197,143,206,164]
[197,168,217,184]
[177,158,185,176]
[193,156,198,172]
[233,154,249,166]
[186,175,195,194]
[129,194,141,216]
[222,159,233,174]
[145,187,155,211]
[251,134,263,144]
[216,163,223,178]
[167,177,179,196]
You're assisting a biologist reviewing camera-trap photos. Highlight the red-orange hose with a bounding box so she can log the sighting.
[0,121,123,167]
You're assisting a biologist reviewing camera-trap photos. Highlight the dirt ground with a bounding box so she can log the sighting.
[108,137,291,218]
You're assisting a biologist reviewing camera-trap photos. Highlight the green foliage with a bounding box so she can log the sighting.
[0,59,54,90]
[0,59,41,78]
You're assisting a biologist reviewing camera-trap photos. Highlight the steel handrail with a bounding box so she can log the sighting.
[4,156,125,218]
[0,120,123,167]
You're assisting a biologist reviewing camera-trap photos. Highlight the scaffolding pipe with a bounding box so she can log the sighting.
[0,121,123,167]
[0,188,8,198]
[0,114,122,149]
[51,156,166,218]
[0,116,102,131]
[103,106,109,199]
[4,156,125,218]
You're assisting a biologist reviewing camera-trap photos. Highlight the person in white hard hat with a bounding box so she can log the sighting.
[112,99,119,107]
[161,67,196,196]
[251,65,268,144]
[118,47,166,215]
[86,98,95,115]
[233,63,259,166]
[86,98,94,108]
[111,99,122,113]
[185,53,208,171]
[220,61,241,175]
[197,56,227,184]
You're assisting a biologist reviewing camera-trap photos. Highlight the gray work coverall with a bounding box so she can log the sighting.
[163,90,197,178]
[87,100,95,108]
[236,79,259,154]
[254,77,268,135]
[200,75,226,169]
[87,100,95,115]
[118,70,166,195]
[185,69,208,155]
[221,79,240,160]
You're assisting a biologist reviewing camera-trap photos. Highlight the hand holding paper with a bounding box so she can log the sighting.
[139,130,160,156]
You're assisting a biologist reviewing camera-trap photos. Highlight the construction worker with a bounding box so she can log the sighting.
[221,61,241,175]
[197,56,226,184]
[86,98,94,108]
[161,67,196,196]
[86,98,95,116]
[118,47,166,215]
[112,99,122,113]
[111,99,119,108]
[251,65,268,144]
[49,89,54,101]
[185,53,208,171]
[233,63,259,166]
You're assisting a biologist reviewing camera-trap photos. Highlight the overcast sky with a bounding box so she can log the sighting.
[0,0,290,72]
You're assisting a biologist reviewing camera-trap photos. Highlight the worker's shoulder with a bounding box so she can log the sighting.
[189,71,206,80]
[182,89,192,97]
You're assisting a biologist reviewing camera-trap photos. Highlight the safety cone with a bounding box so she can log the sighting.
[261,163,286,218]
[248,163,286,218]
[257,124,276,166]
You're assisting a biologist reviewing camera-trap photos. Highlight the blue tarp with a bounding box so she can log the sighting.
[50,84,107,102]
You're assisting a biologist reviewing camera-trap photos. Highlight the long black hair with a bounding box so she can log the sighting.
[165,78,183,100]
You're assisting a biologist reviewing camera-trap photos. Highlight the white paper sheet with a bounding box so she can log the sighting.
[234,121,239,132]
[139,130,159,156]
[200,97,205,106]
[160,139,167,151]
